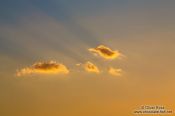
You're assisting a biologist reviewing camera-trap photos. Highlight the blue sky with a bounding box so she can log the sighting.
[0,0,175,77]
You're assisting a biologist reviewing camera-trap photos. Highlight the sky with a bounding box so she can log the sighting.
[0,0,175,116]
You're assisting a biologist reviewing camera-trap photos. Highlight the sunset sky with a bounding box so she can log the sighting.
[0,0,175,116]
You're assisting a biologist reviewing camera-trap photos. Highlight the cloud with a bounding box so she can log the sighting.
[84,61,100,73]
[89,45,122,60]
[108,67,122,76]
[16,61,69,76]
[76,63,82,66]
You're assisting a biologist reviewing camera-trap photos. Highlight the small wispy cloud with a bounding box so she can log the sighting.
[76,63,82,66]
[84,61,100,74]
[16,61,69,76]
[108,67,122,76]
[89,45,122,60]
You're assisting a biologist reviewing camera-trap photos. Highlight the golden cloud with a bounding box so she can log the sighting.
[16,61,69,76]
[76,63,82,66]
[89,45,122,60]
[84,61,100,73]
[108,67,122,76]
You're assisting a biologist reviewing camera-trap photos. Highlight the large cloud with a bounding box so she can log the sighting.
[108,67,122,76]
[16,61,69,76]
[84,61,100,73]
[89,45,122,60]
